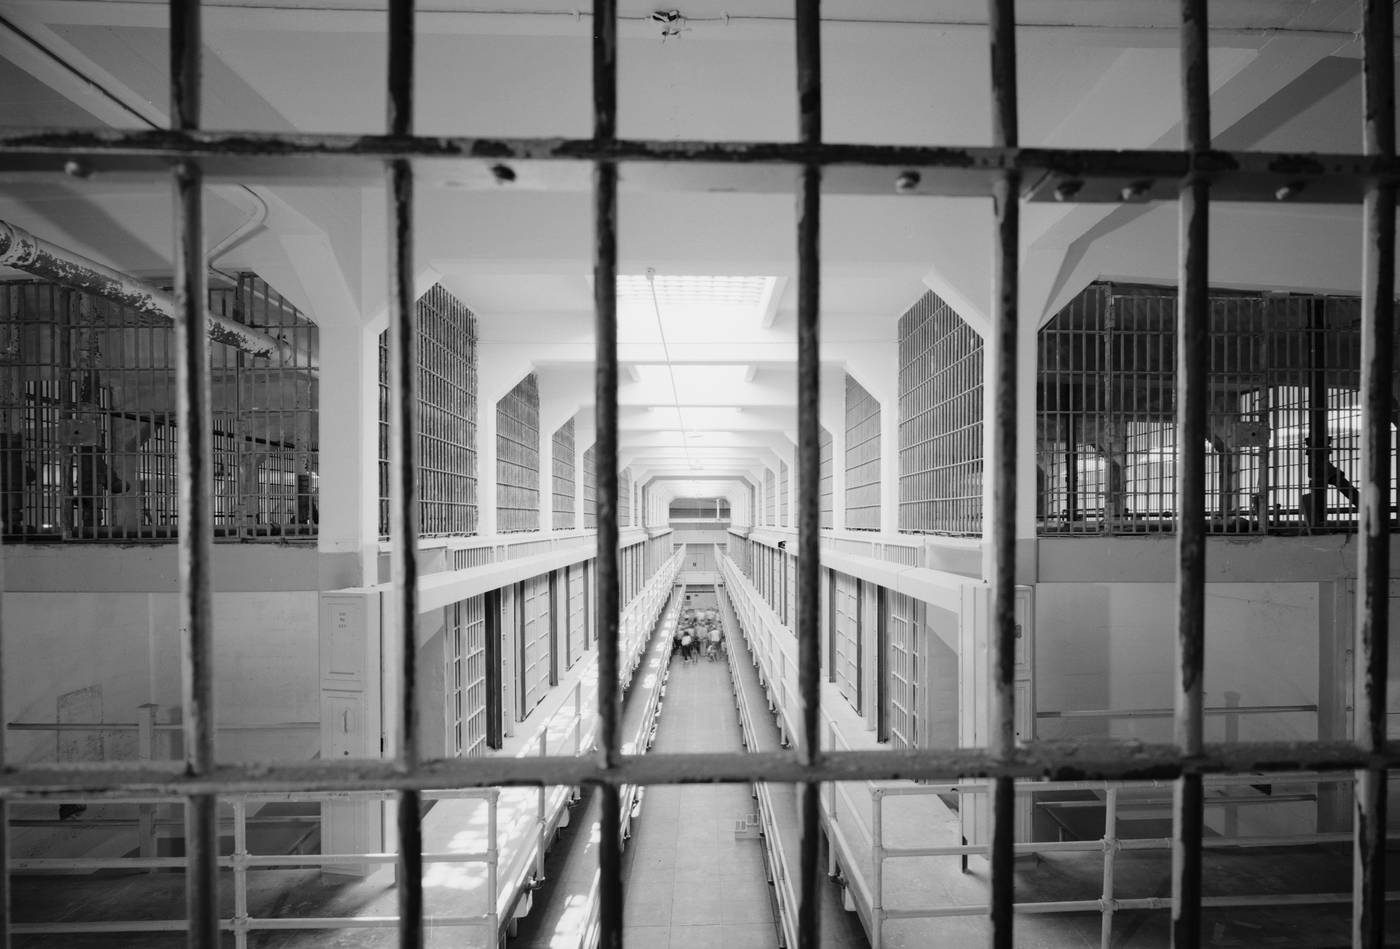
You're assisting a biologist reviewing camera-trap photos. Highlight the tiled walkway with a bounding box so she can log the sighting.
[621,651,778,949]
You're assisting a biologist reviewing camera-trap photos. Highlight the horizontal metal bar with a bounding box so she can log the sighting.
[1038,704,1317,720]
[878,891,1400,921]
[10,916,493,935]
[6,722,318,732]
[0,130,1398,203]
[4,741,1400,797]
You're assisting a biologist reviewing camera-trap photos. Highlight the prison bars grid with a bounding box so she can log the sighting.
[582,443,597,529]
[898,289,985,535]
[0,275,319,541]
[496,373,540,533]
[1035,284,1391,535]
[780,458,789,527]
[818,426,834,528]
[2,5,1397,949]
[844,372,881,530]
[377,282,479,539]
[552,418,576,530]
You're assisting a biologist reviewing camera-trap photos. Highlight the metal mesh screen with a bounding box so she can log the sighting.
[830,571,861,713]
[448,596,488,758]
[845,373,881,531]
[517,574,552,716]
[763,467,775,525]
[887,591,920,750]
[1,274,318,541]
[898,289,983,535]
[779,459,789,527]
[1037,283,1394,535]
[377,283,478,538]
[496,372,540,533]
[819,426,833,529]
[567,562,587,666]
[552,417,576,530]
[619,465,631,528]
[582,443,596,529]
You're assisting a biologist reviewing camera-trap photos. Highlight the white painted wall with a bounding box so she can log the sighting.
[5,591,319,765]
[1035,580,1321,836]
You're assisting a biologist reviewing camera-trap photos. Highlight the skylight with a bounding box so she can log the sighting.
[616,274,774,308]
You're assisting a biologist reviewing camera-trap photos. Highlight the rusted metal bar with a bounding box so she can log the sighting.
[1173,1,1210,946]
[2,130,1398,204]
[169,2,218,947]
[987,0,1019,946]
[0,218,311,366]
[1,503,10,949]
[385,2,423,948]
[592,1,622,945]
[795,1,822,948]
[1356,1,1395,945]
[6,741,1400,796]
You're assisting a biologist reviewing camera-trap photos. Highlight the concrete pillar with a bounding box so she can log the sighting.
[575,417,595,532]
[317,320,378,587]
[538,371,589,532]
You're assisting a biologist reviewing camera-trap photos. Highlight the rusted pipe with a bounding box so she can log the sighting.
[0,217,314,368]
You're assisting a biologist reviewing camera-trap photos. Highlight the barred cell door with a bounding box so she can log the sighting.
[447,596,487,758]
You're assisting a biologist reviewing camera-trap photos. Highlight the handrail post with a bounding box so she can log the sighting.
[137,704,158,861]
[1100,786,1119,949]
[871,786,885,949]
[487,788,500,926]
[232,796,249,949]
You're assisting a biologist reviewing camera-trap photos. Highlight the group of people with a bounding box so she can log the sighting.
[673,607,723,664]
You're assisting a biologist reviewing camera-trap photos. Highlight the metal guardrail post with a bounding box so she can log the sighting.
[871,786,885,949]
[137,704,158,860]
[487,788,500,928]
[1099,787,1119,949]
[232,797,249,949]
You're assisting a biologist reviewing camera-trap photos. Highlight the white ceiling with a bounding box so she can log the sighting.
[0,0,1389,497]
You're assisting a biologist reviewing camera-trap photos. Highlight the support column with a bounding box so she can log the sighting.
[537,370,589,532]
[317,320,378,587]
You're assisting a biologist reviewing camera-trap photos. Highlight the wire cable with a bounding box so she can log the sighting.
[645,268,697,471]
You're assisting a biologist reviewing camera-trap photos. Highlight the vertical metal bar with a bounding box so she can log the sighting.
[591,0,622,945]
[1173,1,1210,946]
[0,490,9,949]
[1355,0,1394,944]
[794,1,823,947]
[987,0,1019,946]
[1099,786,1119,949]
[169,2,218,945]
[385,2,423,947]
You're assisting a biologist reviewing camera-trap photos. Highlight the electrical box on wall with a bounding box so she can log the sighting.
[319,591,383,877]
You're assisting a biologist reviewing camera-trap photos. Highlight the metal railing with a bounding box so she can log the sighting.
[722,593,800,949]
[822,712,1400,949]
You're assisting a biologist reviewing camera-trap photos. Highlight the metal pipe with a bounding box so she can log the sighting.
[988,0,1020,945]
[0,218,310,367]
[591,1,622,945]
[1173,1,1211,945]
[1356,0,1395,945]
[385,2,423,947]
[169,2,218,947]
